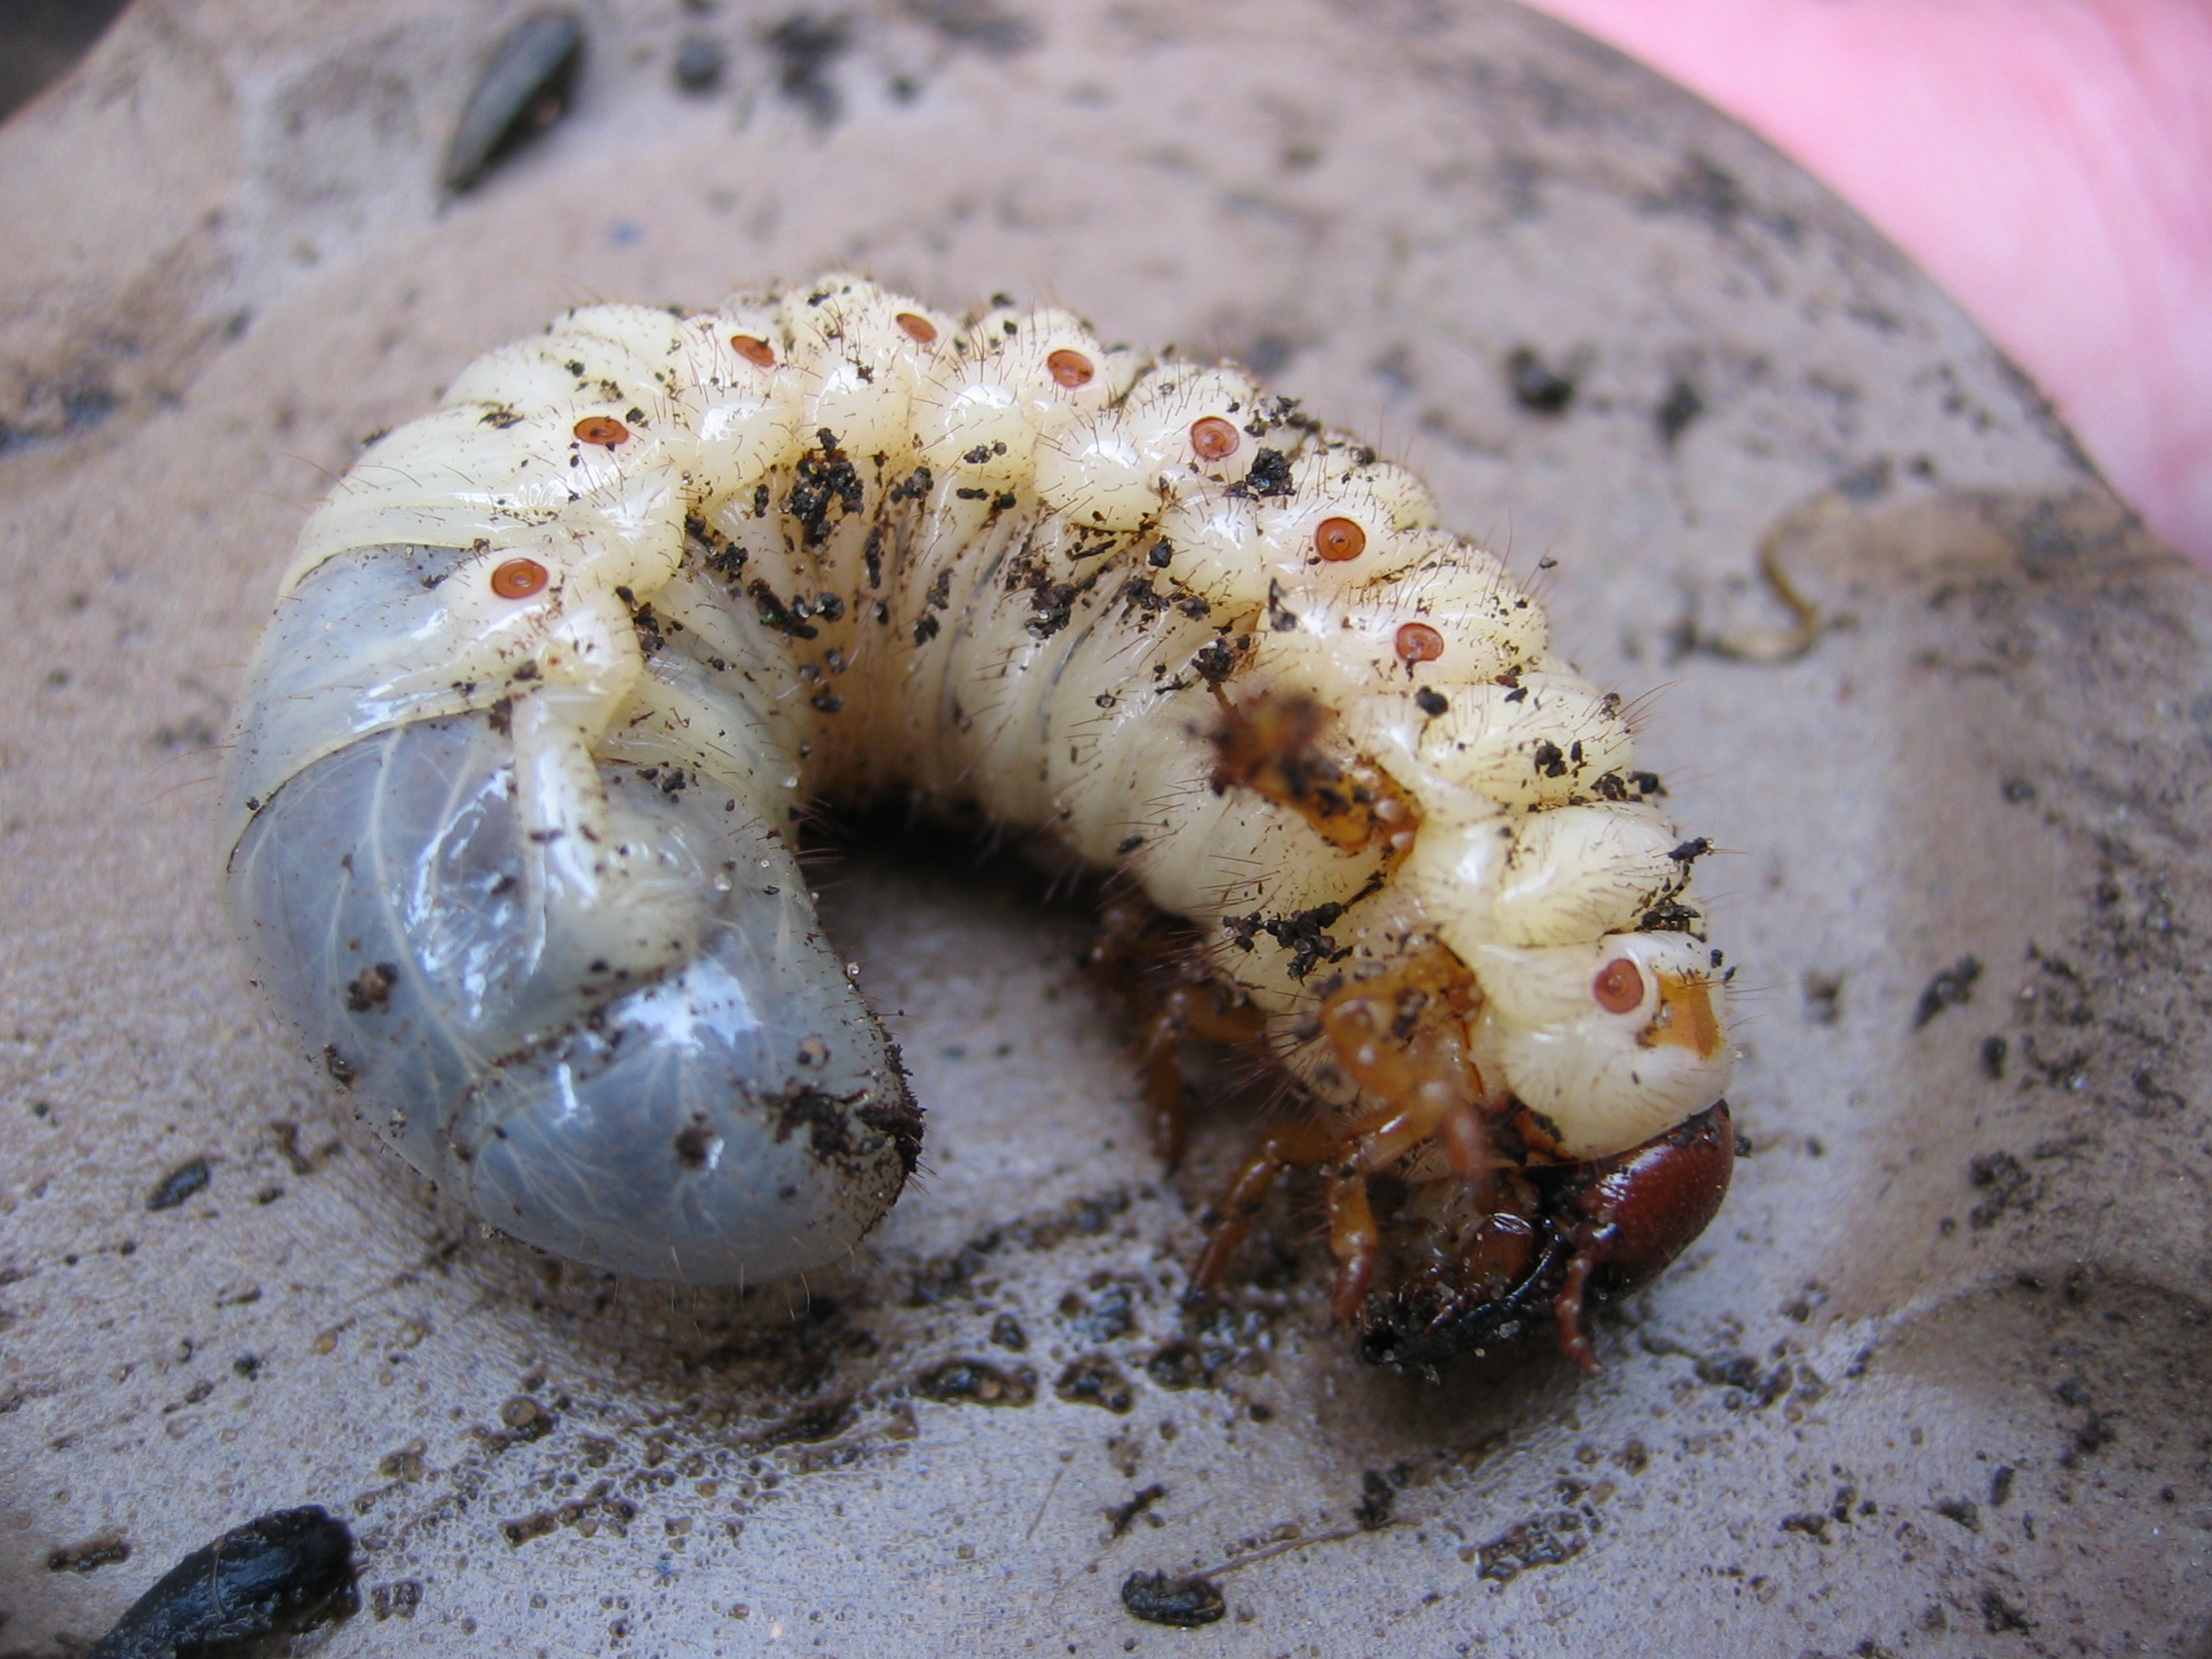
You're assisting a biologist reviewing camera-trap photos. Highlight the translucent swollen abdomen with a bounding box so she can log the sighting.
[226,556,916,1280]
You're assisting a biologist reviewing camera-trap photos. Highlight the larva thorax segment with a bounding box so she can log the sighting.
[220,273,1735,1357]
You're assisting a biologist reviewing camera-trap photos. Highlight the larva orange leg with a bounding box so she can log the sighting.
[1551,1236,1607,1377]
[1316,942,1496,1179]
[1137,1010,1194,1167]
[1324,1170,1382,1324]
[1090,898,1266,1166]
[1189,1117,1339,1297]
[1137,985,1269,1164]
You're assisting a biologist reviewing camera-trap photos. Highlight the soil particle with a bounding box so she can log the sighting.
[1507,348,1576,414]
[49,1532,130,1574]
[766,15,852,127]
[912,1358,1036,1407]
[1054,1354,1135,1413]
[1144,1340,1226,1391]
[1107,1484,1166,1538]
[368,1579,424,1621]
[1120,1569,1225,1628]
[1353,1468,1398,1530]
[1472,1511,1587,1583]
[672,35,724,92]
[1912,955,1982,1028]
[146,1158,210,1211]
[1968,1152,2038,1229]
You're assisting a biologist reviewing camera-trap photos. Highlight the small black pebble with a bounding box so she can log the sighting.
[673,35,724,92]
[1121,1570,1225,1628]
[444,10,585,193]
[1655,377,1705,445]
[87,1506,354,1659]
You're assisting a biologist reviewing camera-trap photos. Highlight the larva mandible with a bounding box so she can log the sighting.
[220,275,1736,1370]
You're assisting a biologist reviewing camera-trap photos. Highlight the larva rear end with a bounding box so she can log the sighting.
[222,275,1736,1368]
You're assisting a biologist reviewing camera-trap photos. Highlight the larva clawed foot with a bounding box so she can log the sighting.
[223,274,1738,1359]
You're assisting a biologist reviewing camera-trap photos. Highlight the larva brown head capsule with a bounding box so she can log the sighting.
[896,311,939,344]
[1356,1101,1735,1370]
[729,334,776,368]
[1047,349,1095,387]
[573,415,629,447]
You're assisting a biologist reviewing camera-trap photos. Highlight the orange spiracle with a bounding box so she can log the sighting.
[1046,349,1095,388]
[895,312,939,345]
[1190,416,1239,461]
[1394,621,1445,665]
[573,416,629,447]
[1314,516,1366,562]
[729,334,776,368]
[1593,957,1645,1014]
[490,557,549,600]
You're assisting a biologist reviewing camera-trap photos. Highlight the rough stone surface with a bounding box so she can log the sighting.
[1,2,2206,1654]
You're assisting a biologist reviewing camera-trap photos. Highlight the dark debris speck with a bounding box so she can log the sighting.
[1120,1570,1225,1628]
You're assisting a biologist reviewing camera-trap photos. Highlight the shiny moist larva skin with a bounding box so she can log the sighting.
[220,276,1732,1348]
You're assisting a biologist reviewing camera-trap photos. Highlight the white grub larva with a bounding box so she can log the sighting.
[220,276,1736,1369]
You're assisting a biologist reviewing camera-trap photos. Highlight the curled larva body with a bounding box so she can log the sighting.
[222,276,1735,1359]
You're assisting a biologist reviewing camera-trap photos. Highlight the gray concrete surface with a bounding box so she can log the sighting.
[2,1,2207,1653]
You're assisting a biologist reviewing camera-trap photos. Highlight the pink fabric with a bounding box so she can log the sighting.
[1523,0,2212,568]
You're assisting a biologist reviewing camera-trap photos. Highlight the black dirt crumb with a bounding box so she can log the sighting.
[1935,1497,1980,1531]
[1121,1570,1225,1628]
[912,1359,1036,1407]
[1968,1151,2036,1230]
[766,13,850,125]
[345,962,398,1013]
[1107,1484,1166,1538]
[1507,347,1576,413]
[368,1580,424,1621]
[673,1119,718,1169]
[1655,377,1704,445]
[1354,1468,1398,1530]
[49,1533,130,1574]
[146,1158,210,1212]
[1475,1512,1586,1583]
[1913,955,1982,1028]
[1980,1589,2033,1634]
[1144,1341,1221,1391]
[500,1395,554,1440]
[1055,1354,1134,1413]
[1802,972,1843,1025]
[673,34,724,91]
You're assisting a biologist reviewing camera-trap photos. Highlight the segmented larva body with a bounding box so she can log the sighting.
[222,276,1733,1354]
